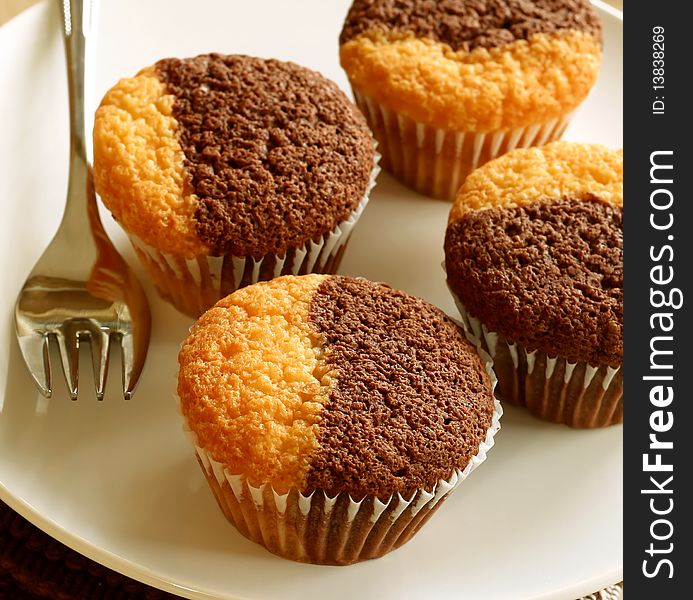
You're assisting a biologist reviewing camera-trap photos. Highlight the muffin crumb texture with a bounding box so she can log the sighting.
[94,55,374,258]
[449,142,623,222]
[156,54,374,257]
[445,142,623,367]
[340,0,602,51]
[446,197,622,366]
[179,275,495,500]
[307,276,494,499]
[178,274,333,493]
[341,30,601,132]
[93,67,205,257]
[339,0,602,131]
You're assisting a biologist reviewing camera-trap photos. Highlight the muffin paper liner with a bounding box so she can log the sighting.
[127,153,380,317]
[353,90,573,201]
[449,290,622,428]
[178,350,502,565]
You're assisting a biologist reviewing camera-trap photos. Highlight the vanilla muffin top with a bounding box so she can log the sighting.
[445,142,623,366]
[340,0,602,131]
[94,54,374,258]
[448,141,622,221]
[178,275,496,500]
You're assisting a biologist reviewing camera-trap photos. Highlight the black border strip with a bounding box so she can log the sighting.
[625,4,692,596]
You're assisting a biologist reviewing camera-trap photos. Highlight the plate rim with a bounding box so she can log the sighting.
[0,2,623,599]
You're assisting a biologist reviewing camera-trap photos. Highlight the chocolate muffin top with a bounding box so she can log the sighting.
[178,275,497,500]
[340,0,602,52]
[94,54,374,258]
[445,142,623,367]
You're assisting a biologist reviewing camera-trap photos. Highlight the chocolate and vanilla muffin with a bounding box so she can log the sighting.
[178,274,501,564]
[94,54,378,317]
[444,142,622,428]
[339,0,602,199]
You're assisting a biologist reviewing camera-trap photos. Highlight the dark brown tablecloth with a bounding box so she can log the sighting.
[0,499,622,600]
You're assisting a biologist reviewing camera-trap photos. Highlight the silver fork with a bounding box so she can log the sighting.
[14,0,151,400]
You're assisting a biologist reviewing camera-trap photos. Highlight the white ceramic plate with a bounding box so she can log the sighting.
[0,2,622,599]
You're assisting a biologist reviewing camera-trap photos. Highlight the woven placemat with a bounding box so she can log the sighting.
[1,499,622,600]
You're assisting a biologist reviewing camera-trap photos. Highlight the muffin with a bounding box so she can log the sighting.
[94,54,378,317]
[444,142,622,428]
[339,0,602,200]
[177,274,501,564]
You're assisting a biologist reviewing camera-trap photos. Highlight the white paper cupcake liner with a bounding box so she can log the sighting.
[353,90,573,201]
[450,290,622,428]
[179,354,502,565]
[128,154,380,317]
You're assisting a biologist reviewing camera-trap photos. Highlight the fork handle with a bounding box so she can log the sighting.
[59,0,98,228]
